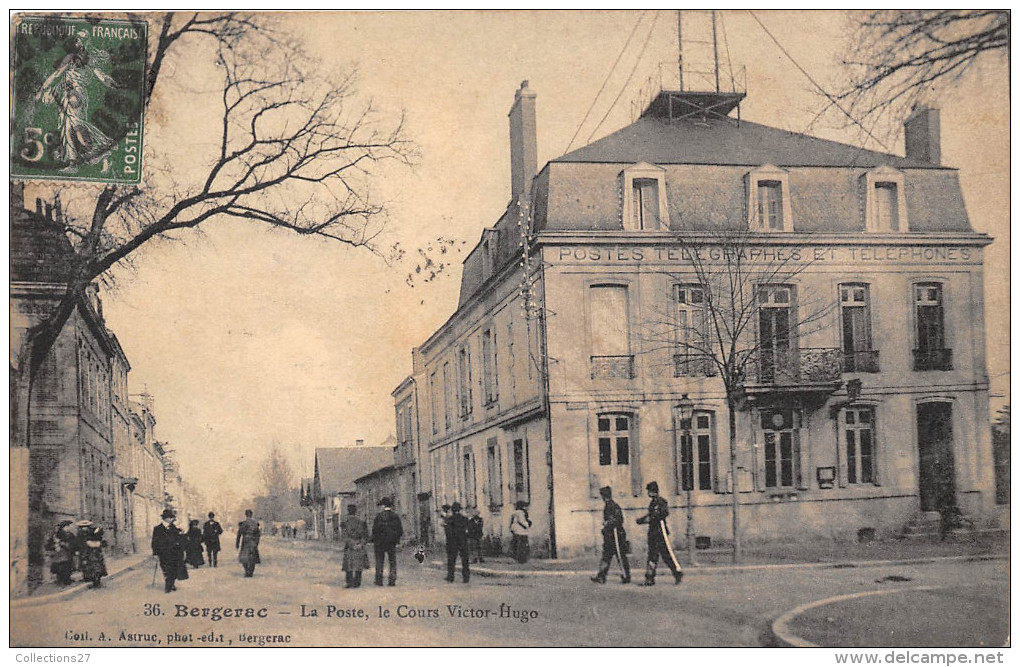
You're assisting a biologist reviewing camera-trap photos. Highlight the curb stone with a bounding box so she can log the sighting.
[11,553,153,609]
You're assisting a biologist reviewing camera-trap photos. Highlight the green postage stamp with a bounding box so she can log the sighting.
[11,15,147,183]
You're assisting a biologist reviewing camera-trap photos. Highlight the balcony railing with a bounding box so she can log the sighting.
[913,348,953,371]
[843,350,880,373]
[590,355,635,380]
[673,353,717,378]
[750,347,843,385]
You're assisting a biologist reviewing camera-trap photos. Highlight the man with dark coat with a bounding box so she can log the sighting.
[236,509,261,578]
[591,486,631,584]
[445,502,471,583]
[203,512,223,567]
[635,481,682,586]
[45,520,78,586]
[152,509,187,593]
[371,497,403,586]
[341,504,369,588]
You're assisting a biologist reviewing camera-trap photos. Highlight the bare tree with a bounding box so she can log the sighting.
[11,12,417,450]
[259,445,295,524]
[836,10,1008,131]
[640,228,837,562]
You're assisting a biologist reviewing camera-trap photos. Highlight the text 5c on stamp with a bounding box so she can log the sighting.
[11,15,147,184]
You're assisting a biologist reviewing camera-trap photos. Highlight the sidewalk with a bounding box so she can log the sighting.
[430,531,1008,578]
[11,550,153,608]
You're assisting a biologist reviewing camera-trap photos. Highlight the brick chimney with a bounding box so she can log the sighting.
[508,80,537,201]
[904,106,941,166]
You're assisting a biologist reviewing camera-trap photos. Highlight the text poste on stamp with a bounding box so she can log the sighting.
[11,15,147,184]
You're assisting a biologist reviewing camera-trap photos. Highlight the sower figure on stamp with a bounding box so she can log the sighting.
[203,512,223,567]
[591,486,631,584]
[445,502,471,584]
[635,481,682,586]
[236,509,261,578]
[341,504,369,588]
[152,509,187,594]
[371,497,403,586]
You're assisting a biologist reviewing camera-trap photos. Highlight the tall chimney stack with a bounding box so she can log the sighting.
[904,106,941,166]
[508,80,537,201]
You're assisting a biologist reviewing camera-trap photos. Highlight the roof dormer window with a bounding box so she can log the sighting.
[746,165,793,232]
[862,166,908,232]
[621,162,667,231]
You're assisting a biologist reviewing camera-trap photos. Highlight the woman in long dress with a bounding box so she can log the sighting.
[340,505,369,588]
[509,501,533,564]
[75,520,108,588]
[185,519,205,567]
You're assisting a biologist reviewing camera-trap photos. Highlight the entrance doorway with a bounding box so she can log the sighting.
[916,402,956,512]
[417,492,431,546]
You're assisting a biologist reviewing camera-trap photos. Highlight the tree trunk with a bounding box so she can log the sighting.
[727,394,741,563]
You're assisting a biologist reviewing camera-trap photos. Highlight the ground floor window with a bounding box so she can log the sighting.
[843,406,876,484]
[512,438,530,503]
[760,409,800,489]
[678,411,714,492]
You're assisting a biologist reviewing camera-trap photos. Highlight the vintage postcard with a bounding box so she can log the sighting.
[8,10,1010,655]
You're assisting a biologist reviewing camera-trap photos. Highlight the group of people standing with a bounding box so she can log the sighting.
[151,508,261,593]
[591,481,684,587]
[44,519,108,588]
[339,497,403,587]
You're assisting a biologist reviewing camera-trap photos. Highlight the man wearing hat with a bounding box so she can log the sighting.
[635,481,683,586]
[202,512,223,567]
[591,486,631,584]
[236,509,261,577]
[152,509,187,593]
[371,497,403,586]
[444,502,471,583]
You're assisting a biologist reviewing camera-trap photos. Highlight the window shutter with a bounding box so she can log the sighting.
[752,410,766,492]
[629,414,642,497]
[588,415,601,499]
[836,410,848,487]
[670,413,681,495]
[795,417,810,491]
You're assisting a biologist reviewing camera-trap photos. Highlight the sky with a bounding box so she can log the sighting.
[80,10,1008,507]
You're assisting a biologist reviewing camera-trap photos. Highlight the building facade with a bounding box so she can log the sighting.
[399,83,996,558]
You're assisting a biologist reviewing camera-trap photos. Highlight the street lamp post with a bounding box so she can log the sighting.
[677,393,696,567]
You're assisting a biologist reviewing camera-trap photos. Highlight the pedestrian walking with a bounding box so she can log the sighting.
[152,509,187,593]
[185,519,205,567]
[75,520,108,589]
[635,481,682,586]
[340,505,369,588]
[236,509,261,578]
[591,486,631,584]
[202,512,223,567]
[45,520,78,586]
[445,502,471,583]
[371,497,403,586]
[509,501,532,564]
[467,507,484,564]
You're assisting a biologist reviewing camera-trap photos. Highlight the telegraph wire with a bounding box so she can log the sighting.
[747,10,891,153]
[586,9,662,145]
[564,10,649,154]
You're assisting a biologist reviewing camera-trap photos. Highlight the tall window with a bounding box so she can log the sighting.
[429,371,439,435]
[757,181,783,230]
[757,285,795,382]
[678,411,714,491]
[843,407,876,485]
[458,345,473,418]
[761,409,799,488]
[914,283,950,370]
[675,284,711,376]
[874,183,899,231]
[632,179,660,230]
[512,438,530,502]
[463,451,477,507]
[442,362,453,429]
[840,284,877,372]
[486,437,503,507]
[590,285,632,379]
[482,328,498,405]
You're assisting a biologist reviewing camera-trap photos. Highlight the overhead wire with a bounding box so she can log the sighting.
[564,11,649,154]
[586,9,662,144]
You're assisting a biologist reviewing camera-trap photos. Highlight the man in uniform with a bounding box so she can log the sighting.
[371,497,403,586]
[635,481,682,586]
[152,509,186,593]
[236,509,261,578]
[591,486,630,584]
[202,512,223,567]
[444,502,471,583]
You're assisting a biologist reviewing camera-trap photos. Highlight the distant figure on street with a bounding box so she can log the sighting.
[152,509,187,593]
[509,501,532,564]
[45,520,78,586]
[341,504,369,588]
[445,502,471,583]
[467,506,484,564]
[591,486,631,584]
[236,509,261,577]
[371,497,403,586]
[203,512,223,567]
[635,481,682,586]
[76,520,108,589]
[185,519,205,567]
